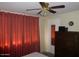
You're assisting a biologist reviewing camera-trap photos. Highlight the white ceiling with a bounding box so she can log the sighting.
[0,2,79,16]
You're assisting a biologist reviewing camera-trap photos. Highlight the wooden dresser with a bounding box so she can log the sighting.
[55,31,79,57]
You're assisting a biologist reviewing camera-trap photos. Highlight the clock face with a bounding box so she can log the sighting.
[69,21,74,26]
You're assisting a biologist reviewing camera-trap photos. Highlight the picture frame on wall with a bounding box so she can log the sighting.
[51,25,55,45]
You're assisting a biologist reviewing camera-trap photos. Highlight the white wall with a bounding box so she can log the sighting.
[39,17,46,52]
[39,15,60,54]
[59,10,79,31]
[39,16,53,52]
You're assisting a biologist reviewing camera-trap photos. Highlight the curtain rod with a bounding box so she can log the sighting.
[0,9,39,17]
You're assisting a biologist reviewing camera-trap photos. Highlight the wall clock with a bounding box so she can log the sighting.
[69,21,74,26]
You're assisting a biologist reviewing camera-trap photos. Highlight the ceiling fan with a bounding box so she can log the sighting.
[26,2,65,16]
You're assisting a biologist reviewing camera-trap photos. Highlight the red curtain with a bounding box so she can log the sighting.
[0,12,11,56]
[0,12,40,57]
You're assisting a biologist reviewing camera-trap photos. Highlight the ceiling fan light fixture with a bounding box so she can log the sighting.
[40,11,47,16]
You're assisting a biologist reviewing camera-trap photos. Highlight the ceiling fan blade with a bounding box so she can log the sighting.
[48,9,56,14]
[50,5,65,9]
[39,2,49,8]
[39,2,46,8]
[37,10,42,14]
[26,8,41,11]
